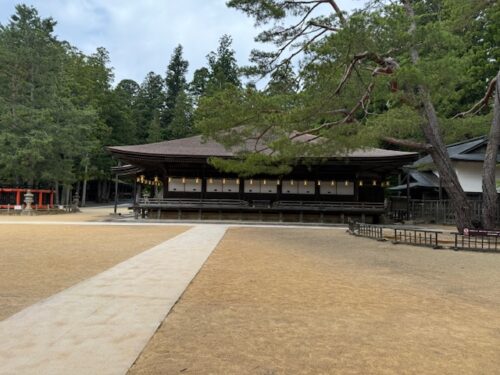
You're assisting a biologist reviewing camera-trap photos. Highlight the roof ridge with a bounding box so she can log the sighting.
[445,135,487,148]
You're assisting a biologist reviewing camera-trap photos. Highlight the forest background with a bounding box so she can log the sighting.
[0,1,498,214]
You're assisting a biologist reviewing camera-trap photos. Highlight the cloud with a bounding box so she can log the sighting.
[0,0,361,85]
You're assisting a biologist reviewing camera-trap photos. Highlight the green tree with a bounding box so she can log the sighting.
[135,72,165,142]
[196,0,499,231]
[0,4,99,193]
[163,44,189,129]
[166,90,193,139]
[147,111,163,143]
[189,67,210,103]
[206,34,241,93]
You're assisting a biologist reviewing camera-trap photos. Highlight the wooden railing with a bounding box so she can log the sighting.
[273,201,385,211]
[138,198,249,208]
[137,198,385,212]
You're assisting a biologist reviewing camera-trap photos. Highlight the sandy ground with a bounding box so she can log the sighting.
[129,227,500,375]
[0,205,131,222]
[0,224,188,320]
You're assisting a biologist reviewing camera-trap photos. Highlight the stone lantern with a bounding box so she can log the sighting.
[21,189,34,216]
[72,191,80,212]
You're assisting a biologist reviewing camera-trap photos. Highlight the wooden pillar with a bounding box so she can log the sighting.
[113,173,119,214]
[354,176,359,203]
[16,190,21,206]
[315,178,320,201]
[50,191,54,208]
[38,191,43,208]
[133,180,137,205]
[406,172,410,219]
[201,165,206,199]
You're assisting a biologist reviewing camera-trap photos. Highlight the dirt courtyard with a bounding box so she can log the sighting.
[130,227,500,375]
[0,224,188,320]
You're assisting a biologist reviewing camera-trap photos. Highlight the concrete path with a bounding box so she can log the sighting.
[0,220,341,230]
[0,225,228,375]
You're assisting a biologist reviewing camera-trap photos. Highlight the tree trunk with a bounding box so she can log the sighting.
[54,181,60,206]
[81,178,88,207]
[61,185,66,206]
[419,89,473,232]
[481,71,500,229]
[97,181,102,203]
[81,163,88,207]
[105,180,111,202]
[404,0,473,232]
[65,185,71,206]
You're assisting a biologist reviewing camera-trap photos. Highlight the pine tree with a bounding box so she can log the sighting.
[0,5,98,188]
[135,72,165,142]
[163,45,189,129]
[195,0,500,231]
[189,67,210,104]
[206,34,241,93]
[166,90,193,139]
[147,112,163,143]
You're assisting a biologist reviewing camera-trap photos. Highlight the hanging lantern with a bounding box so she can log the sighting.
[209,178,213,184]
[195,177,199,184]
[154,176,159,183]
[182,177,186,184]
[222,178,226,184]
[140,175,145,183]
[168,177,172,183]
[331,180,335,186]
[345,180,349,186]
[263,179,267,185]
[359,180,363,187]
[372,180,377,186]
[291,180,294,186]
[136,177,140,183]
[276,180,280,185]
[317,180,321,186]
[236,178,240,185]
[250,179,253,185]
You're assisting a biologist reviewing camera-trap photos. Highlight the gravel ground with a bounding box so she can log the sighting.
[129,227,500,375]
[0,206,130,222]
[0,224,188,320]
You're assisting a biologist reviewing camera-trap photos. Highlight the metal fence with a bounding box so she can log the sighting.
[350,222,385,241]
[389,198,487,225]
[453,233,500,252]
[393,228,441,249]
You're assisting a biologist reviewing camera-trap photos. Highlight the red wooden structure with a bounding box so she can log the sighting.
[0,188,54,209]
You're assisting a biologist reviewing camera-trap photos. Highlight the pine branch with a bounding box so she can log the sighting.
[453,76,498,118]
[325,0,346,25]
[382,137,432,151]
[308,20,339,32]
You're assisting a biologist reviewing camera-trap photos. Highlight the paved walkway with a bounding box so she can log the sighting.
[0,225,228,375]
[0,220,341,230]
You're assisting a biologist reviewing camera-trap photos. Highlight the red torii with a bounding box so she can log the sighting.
[0,188,54,209]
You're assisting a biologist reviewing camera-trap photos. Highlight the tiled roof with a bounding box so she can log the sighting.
[108,134,418,160]
[413,136,492,167]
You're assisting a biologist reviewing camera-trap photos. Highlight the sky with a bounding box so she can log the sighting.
[0,0,362,85]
